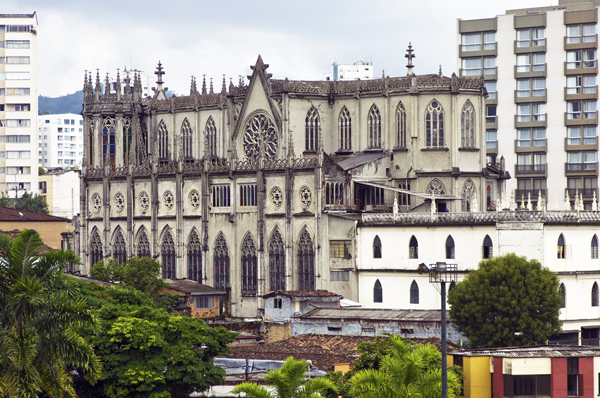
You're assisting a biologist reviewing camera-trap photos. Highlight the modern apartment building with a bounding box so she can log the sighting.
[38,113,84,168]
[323,57,374,81]
[0,13,38,197]
[457,0,600,209]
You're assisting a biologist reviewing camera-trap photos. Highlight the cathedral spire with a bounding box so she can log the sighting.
[104,73,110,96]
[202,74,207,95]
[221,75,226,94]
[405,42,415,76]
[154,61,165,91]
[115,69,121,100]
[95,69,101,98]
[439,65,443,77]
[190,76,195,95]
[209,78,214,94]
[238,75,244,88]
[125,70,131,96]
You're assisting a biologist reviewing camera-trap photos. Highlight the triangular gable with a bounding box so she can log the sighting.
[232,55,283,140]
[323,152,348,178]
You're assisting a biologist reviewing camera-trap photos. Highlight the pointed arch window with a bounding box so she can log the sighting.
[461,101,475,148]
[592,235,598,259]
[137,229,151,258]
[483,235,493,259]
[374,279,383,303]
[368,105,382,149]
[558,234,566,259]
[410,280,419,304]
[461,179,474,212]
[269,229,286,291]
[560,283,566,308]
[162,230,176,279]
[102,116,116,168]
[113,230,127,266]
[446,236,455,259]
[339,107,351,151]
[241,234,257,294]
[90,229,103,267]
[593,282,599,307]
[373,235,382,258]
[325,182,344,205]
[182,118,193,159]
[425,100,444,147]
[123,117,132,164]
[305,107,319,152]
[214,233,230,290]
[409,236,418,259]
[188,230,202,282]
[427,179,446,195]
[206,117,217,158]
[397,102,407,148]
[298,229,315,290]
[158,120,169,160]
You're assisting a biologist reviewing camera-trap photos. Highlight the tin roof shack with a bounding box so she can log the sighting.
[163,279,225,319]
[263,290,342,343]
[451,345,600,398]
[292,308,464,343]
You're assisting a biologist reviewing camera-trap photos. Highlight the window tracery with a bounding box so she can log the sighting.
[368,105,382,148]
[157,120,169,160]
[189,189,200,211]
[162,230,176,279]
[123,117,132,164]
[299,186,312,209]
[269,229,285,291]
[102,116,116,167]
[271,186,283,208]
[339,107,351,150]
[163,190,174,210]
[241,234,257,294]
[461,101,475,148]
[139,191,150,214]
[461,179,474,212]
[188,230,202,282]
[305,107,319,152]
[206,117,217,158]
[114,192,125,214]
[137,229,151,257]
[427,179,446,195]
[182,118,193,159]
[91,192,102,214]
[113,230,127,266]
[214,233,230,290]
[397,102,407,148]
[298,229,315,290]
[425,100,444,147]
[90,229,103,267]
[243,114,278,160]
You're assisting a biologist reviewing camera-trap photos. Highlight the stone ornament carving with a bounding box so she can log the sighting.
[91,192,102,214]
[299,186,312,209]
[271,186,283,208]
[114,192,125,214]
[139,190,150,214]
[243,114,278,160]
[189,189,200,211]
[163,190,175,210]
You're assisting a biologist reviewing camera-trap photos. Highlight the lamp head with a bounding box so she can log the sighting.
[436,262,447,272]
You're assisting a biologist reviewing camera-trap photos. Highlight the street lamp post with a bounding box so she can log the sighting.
[421,261,458,398]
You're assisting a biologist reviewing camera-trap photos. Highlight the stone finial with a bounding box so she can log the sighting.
[95,69,101,95]
[155,61,165,87]
[221,75,227,94]
[554,195,559,211]
[593,191,598,211]
[125,70,131,95]
[104,73,110,96]
[393,196,398,220]
[536,191,543,211]
[509,190,516,211]
[229,78,235,94]
[382,70,385,79]
[115,69,121,99]
[405,42,415,76]
[527,192,533,211]
[439,65,442,77]
[190,76,195,95]
[238,75,244,88]
[565,191,571,211]
[209,77,214,94]
[202,75,207,95]
[431,195,436,217]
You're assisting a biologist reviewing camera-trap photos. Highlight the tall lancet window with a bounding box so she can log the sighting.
[161,230,176,279]
[214,233,230,290]
[339,107,351,151]
[157,120,169,160]
[368,105,382,148]
[206,116,217,158]
[269,229,286,291]
[305,107,319,152]
[90,229,103,268]
[113,230,127,266]
[425,100,444,147]
[397,102,407,148]
[123,117,132,164]
[182,118,193,159]
[188,230,202,282]
[461,101,475,148]
[137,229,151,258]
[241,234,258,294]
[102,116,116,167]
[298,229,315,290]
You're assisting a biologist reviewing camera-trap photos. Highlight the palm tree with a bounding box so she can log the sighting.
[348,335,461,398]
[0,229,101,398]
[231,356,336,398]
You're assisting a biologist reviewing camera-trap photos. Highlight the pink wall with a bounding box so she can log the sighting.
[493,357,503,398]
[552,358,568,398]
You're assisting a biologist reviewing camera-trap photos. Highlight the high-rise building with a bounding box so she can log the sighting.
[457,0,600,209]
[0,13,38,197]
[323,57,374,81]
[38,113,84,168]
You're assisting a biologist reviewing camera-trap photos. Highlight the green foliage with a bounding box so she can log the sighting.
[347,335,462,398]
[73,281,237,398]
[0,191,50,215]
[90,258,118,281]
[448,253,562,348]
[0,229,100,397]
[39,166,46,175]
[231,356,336,398]
[38,91,84,115]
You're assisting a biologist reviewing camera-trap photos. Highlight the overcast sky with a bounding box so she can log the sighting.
[6,0,553,97]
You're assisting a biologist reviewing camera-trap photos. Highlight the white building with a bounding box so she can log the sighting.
[323,57,374,81]
[107,69,153,98]
[38,113,84,168]
[39,169,81,218]
[457,0,600,211]
[0,13,38,197]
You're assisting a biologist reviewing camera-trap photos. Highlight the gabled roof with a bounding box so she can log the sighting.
[164,279,226,295]
[297,308,449,322]
[263,290,342,300]
[337,151,388,171]
[0,206,71,222]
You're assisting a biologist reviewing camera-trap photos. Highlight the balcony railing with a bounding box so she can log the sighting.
[516,164,546,174]
[566,188,598,196]
[566,162,597,171]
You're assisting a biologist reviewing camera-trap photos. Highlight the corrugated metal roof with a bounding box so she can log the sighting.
[297,308,449,322]
[164,279,226,295]
[263,290,342,299]
[337,151,388,170]
[453,345,600,358]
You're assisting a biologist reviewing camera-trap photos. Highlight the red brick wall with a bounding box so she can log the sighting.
[552,357,567,398]
[493,357,503,398]
[581,357,594,398]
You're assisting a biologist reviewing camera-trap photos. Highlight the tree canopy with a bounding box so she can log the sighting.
[90,256,169,297]
[448,253,562,348]
[0,191,50,215]
[0,229,100,397]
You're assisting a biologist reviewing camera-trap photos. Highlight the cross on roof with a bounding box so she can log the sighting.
[405,43,415,66]
[155,61,165,85]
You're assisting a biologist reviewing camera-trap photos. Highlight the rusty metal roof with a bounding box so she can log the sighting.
[297,308,449,322]
[453,345,600,358]
[263,290,342,299]
[164,279,226,295]
[337,151,388,171]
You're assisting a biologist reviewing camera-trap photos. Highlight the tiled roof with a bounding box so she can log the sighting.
[0,206,71,222]
[454,345,600,358]
[68,274,117,288]
[298,308,450,322]
[164,279,226,295]
[0,229,54,252]
[263,290,342,299]
[224,335,457,372]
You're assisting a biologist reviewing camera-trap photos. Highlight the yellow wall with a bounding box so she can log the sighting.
[333,363,351,373]
[463,357,492,398]
[0,220,72,249]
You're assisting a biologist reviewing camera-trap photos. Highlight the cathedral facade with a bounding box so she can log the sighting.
[78,53,498,317]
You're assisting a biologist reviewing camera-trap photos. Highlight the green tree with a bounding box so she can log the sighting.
[39,166,46,175]
[0,229,100,397]
[14,192,50,214]
[448,253,562,348]
[347,335,462,398]
[73,281,236,398]
[231,356,336,398]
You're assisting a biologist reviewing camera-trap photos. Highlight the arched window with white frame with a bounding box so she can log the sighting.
[305,107,319,152]
[368,104,381,148]
[425,100,444,147]
[397,101,407,148]
[339,107,351,151]
[461,101,475,148]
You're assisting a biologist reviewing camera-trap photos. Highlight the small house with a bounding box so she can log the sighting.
[163,279,226,318]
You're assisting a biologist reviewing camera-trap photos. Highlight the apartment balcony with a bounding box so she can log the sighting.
[515,164,547,177]
[514,40,546,54]
[566,187,598,198]
[564,62,598,76]
[514,115,547,129]
[458,45,497,58]
[514,65,546,79]
[515,189,547,202]
[565,162,599,176]
[486,141,497,155]
[564,86,598,101]
[514,139,547,153]
[486,116,498,130]
[514,89,547,104]
[564,111,598,126]
[564,137,598,152]
[564,34,599,51]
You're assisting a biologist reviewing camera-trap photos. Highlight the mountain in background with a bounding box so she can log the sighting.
[39,90,83,115]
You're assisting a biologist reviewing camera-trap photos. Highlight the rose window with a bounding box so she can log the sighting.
[139,191,150,214]
[299,186,312,209]
[243,114,278,160]
[163,190,174,210]
[271,186,283,208]
[91,192,102,214]
[189,189,200,211]
[114,192,125,214]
